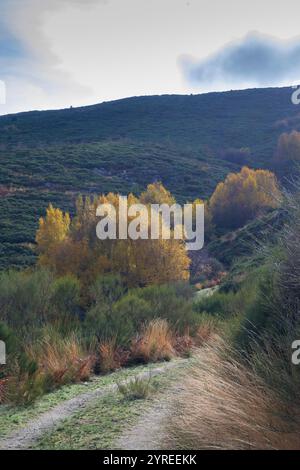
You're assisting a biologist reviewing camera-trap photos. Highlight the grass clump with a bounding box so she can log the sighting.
[117,375,154,401]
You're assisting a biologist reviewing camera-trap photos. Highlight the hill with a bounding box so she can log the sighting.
[0,86,298,269]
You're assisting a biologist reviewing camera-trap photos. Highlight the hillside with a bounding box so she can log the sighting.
[0,86,299,269]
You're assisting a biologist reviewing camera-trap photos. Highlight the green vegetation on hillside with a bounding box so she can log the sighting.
[0,86,298,269]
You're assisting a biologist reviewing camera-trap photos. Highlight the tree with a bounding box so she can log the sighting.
[209,167,280,230]
[191,198,214,240]
[140,182,176,205]
[273,131,300,178]
[36,204,70,266]
[35,185,190,287]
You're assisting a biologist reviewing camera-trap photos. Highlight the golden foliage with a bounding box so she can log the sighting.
[191,198,214,240]
[209,166,281,229]
[36,204,70,267]
[35,184,190,286]
[140,182,176,205]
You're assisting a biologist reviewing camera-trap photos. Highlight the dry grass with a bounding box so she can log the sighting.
[26,334,94,387]
[195,318,217,345]
[173,333,194,357]
[98,339,121,373]
[1,335,94,406]
[131,319,176,363]
[98,338,130,373]
[164,337,300,450]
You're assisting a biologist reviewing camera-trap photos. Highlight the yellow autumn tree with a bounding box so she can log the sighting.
[133,238,190,285]
[209,167,281,230]
[95,189,189,286]
[109,237,190,287]
[140,182,176,205]
[191,198,214,240]
[36,204,70,267]
[35,184,190,287]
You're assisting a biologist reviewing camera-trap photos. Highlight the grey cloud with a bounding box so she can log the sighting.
[181,32,300,88]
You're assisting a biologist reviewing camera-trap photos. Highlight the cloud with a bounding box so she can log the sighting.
[0,0,104,114]
[180,32,300,89]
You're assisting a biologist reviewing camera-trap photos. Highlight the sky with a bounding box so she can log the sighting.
[1,0,300,115]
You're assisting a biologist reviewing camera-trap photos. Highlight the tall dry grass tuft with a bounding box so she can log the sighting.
[131,319,176,363]
[172,332,194,357]
[97,338,126,373]
[26,334,94,387]
[196,318,217,345]
[164,337,300,450]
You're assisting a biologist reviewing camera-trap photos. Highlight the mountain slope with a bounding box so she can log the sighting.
[0,86,298,269]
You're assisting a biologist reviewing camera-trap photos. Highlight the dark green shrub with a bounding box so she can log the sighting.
[85,294,150,346]
[0,268,54,328]
[112,295,152,331]
[0,321,16,355]
[4,350,44,406]
[132,284,199,333]
[194,290,236,317]
[194,272,259,321]
[51,275,81,317]
[89,274,126,306]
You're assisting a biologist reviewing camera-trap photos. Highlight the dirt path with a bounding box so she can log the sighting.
[116,378,187,450]
[0,362,178,450]
[116,397,172,450]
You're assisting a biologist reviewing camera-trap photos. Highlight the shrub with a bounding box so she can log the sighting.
[234,267,280,352]
[231,187,300,406]
[273,130,300,178]
[51,275,81,317]
[0,322,16,401]
[86,294,149,346]
[0,268,54,329]
[194,274,258,321]
[169,281,195,301]
[0,322,46,405]
[194,290,236,317]
[220,147,251,165]
[191,257,224,286]
[89,274,126,306]
[112,295,152,332]
[5,354,43,406]
[6,367,46,406]
[133,284,199,334]
[0,321,16,357]
[0,378,6,403]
